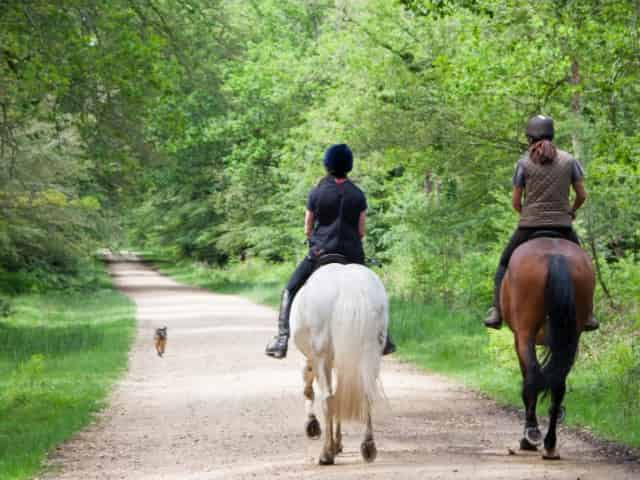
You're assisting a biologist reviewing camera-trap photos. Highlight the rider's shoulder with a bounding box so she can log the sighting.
[312,175,333,190]
[347,179,366,197]
[515,153,528,171]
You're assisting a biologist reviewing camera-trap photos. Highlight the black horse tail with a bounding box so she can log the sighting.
[540,255,579,396]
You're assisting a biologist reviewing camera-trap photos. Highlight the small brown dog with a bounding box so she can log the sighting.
[154,327,167,357]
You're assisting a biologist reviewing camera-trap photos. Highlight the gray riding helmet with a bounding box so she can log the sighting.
[526,115,554,140]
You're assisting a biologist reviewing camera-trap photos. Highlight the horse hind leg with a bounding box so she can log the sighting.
[542,383,566,460]
[303,360,321,439]
[332,419,343,456]
[516,336,543,451]
[360,407,377,463]
[316,358,336,465]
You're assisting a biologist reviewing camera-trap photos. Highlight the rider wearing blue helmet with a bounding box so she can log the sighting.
[265,144,396,359]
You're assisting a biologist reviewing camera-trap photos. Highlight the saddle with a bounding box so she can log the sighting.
[528,230,565,241]
[312,253,349,272]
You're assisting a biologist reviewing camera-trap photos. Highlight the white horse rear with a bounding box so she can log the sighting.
[291,263,388,465]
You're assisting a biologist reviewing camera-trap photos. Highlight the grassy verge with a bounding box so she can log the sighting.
[0,268,135,479]
[146,255,639,449]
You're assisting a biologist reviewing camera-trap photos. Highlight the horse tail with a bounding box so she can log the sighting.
[540,254,579,396]
[332,269,386,422]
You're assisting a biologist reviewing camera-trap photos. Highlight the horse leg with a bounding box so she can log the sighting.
[303,360,321,439]
[542,382,566,460]
[360,407,377,463]
[516,335,543,450]
[316,358,335,465]
[333,419,343,455]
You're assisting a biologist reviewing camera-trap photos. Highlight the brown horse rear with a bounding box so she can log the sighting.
[500,237,595,459]
[502,238,595,343]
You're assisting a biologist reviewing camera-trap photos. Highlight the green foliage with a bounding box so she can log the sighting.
[0,273,135,480]
[0,1,217,289]
[2,0,639,467]
[0,296,11,317]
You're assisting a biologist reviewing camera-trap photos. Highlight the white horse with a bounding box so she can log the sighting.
[290,263,388,465]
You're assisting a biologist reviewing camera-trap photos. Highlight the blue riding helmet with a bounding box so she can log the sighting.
[323,144,353,176]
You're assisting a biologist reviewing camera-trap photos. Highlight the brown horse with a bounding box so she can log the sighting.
[501,236,595,460]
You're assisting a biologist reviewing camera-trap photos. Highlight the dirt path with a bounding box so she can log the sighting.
[43,260,638,479]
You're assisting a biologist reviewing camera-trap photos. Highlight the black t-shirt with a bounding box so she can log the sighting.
[306,176,367,262]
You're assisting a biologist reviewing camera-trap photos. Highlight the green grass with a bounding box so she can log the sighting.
[389,301,519,401]
[0,272,135,479]
[146,255,639,449]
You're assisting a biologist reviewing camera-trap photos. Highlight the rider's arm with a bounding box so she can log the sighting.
[512,186,523,213]
[571,181,587,217]
[304,209,314,238]
[511,160,525,214]
[358,210,366,238]
[569,159,587,218]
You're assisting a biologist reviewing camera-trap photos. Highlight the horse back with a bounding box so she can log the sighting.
[291,264,388,357]
[501,238,595,339]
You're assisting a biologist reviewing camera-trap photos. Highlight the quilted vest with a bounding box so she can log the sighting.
[519,149,574,228]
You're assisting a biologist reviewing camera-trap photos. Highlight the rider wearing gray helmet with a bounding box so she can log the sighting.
[484,115,599,331]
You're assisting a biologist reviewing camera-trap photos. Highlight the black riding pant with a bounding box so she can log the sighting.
[285,256,316,296]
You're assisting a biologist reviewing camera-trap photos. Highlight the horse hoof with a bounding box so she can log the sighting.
[360,439,377,463]
[305,417,321,439]
[332,443,343,455]
[520,438,539,451]
[318,455,335,465]
[525,427,543,446]
[543,449,561,460]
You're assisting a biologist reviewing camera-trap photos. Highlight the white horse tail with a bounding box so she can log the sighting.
[332,267,387,423]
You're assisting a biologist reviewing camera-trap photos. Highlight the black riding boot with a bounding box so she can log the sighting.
[383,332,397,355]
[265,290,292,359]
[484,265,507,329]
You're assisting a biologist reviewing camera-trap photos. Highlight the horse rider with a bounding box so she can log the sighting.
[265,144,397,359]
[484,115,599,331]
